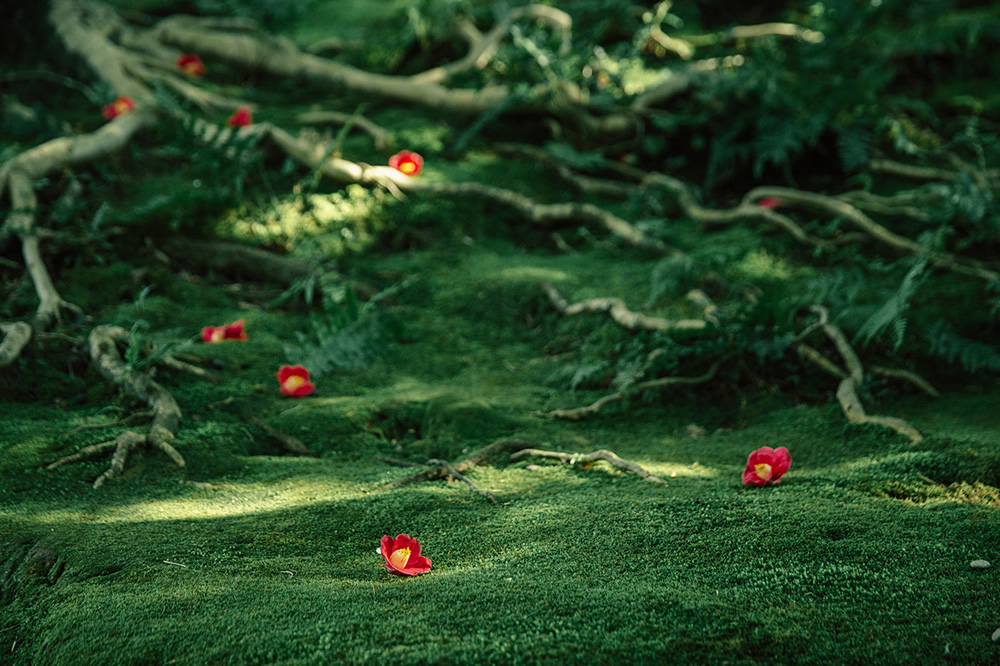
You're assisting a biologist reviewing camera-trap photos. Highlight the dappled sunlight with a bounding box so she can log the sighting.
[218,185,387,253]
[496,265,574,284]
[5,474,370,526]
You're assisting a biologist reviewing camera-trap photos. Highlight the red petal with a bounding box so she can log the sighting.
[223,319,248,341]
[399,554,432,575]
[380,535,395,565]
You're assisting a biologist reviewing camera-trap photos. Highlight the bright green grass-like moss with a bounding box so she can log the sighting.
[3,244,1000,665]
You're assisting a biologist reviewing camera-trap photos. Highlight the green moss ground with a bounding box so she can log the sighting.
[2,242,1000,665]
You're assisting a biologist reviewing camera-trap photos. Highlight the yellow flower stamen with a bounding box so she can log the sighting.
[400,162,416,174]
[283,375,305,392]
[389,547,411,570]
[754,463,773,481]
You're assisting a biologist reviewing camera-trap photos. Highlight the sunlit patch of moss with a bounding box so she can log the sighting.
[729,248,793,282]
[217,186,389,255]
[870,480,1000,507]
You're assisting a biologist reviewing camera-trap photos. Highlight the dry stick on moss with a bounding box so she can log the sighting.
[426,458,500,504]
[543,283,707,333]
[376,439,540,492]
[244,416,312,456]
[536,356,727,421]
[47,326,187,488]
[510,448,668,484]
[746,186,999,282]
[807,306,923,443]
[161,355,219,385]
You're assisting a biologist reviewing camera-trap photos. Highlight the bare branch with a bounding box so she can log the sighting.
[427,458,500,504]
[537,357,727,421]
[511,448,668,484]
[747,186,999,282]
[543,283,707,333]
[806,306,923,443]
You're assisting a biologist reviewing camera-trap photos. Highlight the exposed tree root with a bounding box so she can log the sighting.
[375,439,666,501]
[375,439,539,494]
[0,323,32,368]
[297,111,390,151]
[535,356,727,421]
[543,283,707,333]
[59,410,154,437]
[745,186,998,282]
[244,416,312,456]
[510,448,668,484]
[803,307,923,443]
[426,458,500,504]
[47,325,187,488]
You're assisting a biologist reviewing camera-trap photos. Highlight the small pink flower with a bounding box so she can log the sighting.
[177,53,206,77]
[276,364,315,397]
[380,534,432,576]
[388,150,424,177]
[742,446,791,486]
[102,96,135,119]
[757,197,784,209]
[200,319,248,343]
[227,106,253,128]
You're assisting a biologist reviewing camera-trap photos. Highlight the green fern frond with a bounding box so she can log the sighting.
[855,258,928,350]
[925,320,1000,374]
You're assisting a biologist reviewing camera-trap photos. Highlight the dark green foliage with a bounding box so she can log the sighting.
[282,281,402,377]
[924,319,1000,374]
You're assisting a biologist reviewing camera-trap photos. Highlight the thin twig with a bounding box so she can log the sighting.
[511,448,668,484]
[427,458,500,504]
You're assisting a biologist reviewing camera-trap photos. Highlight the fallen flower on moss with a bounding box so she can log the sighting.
[227,106,252,128]
[200,319,248,343]
[177,53,206,77]
[102,96,135,119]
[388,150,423,177]
[276,364,315,397]
[380,534,432,576]
[742,446,791,486]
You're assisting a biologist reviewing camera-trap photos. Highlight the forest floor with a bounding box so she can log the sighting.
[2,0,1000,663]
[2,239,999,665]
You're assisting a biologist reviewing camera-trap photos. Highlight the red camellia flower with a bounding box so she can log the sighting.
[388,150,423,177]
[380,534,432,576]
[742,446,792,486]
[102,96,135,119]
[177,53,206,77]
[200,319,248,343]
[227,106,253,128]
[276,364,315,397]
[757,197,784,209]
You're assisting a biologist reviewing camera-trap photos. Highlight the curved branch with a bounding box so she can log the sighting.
[537,357,727,421]
[543,283,707,332]
[510,448,668,484]
[746,186,999,282]
[806,306,923,443]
